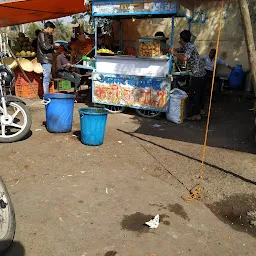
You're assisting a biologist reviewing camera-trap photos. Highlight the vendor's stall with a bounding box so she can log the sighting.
[90,0,193,118]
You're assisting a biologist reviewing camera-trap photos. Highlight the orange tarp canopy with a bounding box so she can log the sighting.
[0,0,90,27]
[0,0,230,27]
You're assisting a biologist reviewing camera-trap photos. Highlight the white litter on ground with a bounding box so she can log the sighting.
[151,124,161,128]
[145,214,160,229]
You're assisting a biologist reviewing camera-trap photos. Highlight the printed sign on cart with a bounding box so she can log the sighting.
[93,0,177,16]
[92,73,170,111]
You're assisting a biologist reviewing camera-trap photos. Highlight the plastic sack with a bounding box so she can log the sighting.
[166,88,188,124]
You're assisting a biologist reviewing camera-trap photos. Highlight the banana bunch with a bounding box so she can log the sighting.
[97,48,114,55]
[139,42,160,57]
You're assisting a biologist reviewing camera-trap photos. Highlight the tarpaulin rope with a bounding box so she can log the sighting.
[183,1,224,202]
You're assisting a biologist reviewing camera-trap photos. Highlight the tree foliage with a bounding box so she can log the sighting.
[54,19,72,41]
[26,23,42,40]
[71,13,94,34]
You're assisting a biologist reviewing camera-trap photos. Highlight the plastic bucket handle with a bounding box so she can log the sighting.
[41,98,51,105]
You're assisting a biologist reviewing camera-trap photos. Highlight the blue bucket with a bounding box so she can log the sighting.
[229,65,244,89]
[78,107,108,146]
[44,93,75,133]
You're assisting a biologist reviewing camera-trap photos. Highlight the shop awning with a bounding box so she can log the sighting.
[0,0,90,27]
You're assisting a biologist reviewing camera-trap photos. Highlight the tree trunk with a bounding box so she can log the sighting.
[238,0,256,97]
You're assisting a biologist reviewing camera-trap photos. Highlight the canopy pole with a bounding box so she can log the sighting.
[183,1,224,202]
[169,17,175,74]
[199,1,224,180]
[119,21,123,52]
[94,19,97,58]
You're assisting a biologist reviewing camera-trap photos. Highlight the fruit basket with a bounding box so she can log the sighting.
[12,32,36,57]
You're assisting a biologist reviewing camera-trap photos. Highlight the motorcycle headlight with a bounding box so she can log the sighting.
[0,64,14,87]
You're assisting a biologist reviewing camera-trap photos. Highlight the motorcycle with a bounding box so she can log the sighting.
[0,177,15,254]
[0,64,32,143]
[0,63,32,252]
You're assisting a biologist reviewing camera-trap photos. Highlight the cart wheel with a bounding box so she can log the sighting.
[105,105,125,114]
[135,109,162,119]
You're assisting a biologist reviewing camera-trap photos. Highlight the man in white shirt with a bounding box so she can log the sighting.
[201,49,234,77]
[201,48,234,105]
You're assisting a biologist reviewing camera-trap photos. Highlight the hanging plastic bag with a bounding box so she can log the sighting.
[166,88,188,124]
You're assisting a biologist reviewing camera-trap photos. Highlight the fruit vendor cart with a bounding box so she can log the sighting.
[90,0,193,118]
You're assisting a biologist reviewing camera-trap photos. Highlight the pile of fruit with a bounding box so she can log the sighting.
[139,42,160,57]
[97,48,114,55]
[12,32,36,57]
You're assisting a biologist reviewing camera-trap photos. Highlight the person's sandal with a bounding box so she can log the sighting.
[200,109,206,115]
[187,115,202,121]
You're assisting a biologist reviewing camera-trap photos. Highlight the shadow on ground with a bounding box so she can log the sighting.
[3,241,25,256]
[128,92,255,154]
[118,129,256,186]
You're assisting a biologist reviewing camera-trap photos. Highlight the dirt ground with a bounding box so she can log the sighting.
[1,92,256,256]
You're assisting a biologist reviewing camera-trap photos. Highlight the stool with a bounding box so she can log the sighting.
[218,76,229,92]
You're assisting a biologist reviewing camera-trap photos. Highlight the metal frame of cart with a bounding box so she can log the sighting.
[91,0,193,118]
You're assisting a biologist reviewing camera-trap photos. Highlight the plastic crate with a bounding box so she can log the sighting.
[14,70,39,86]
[15,84,39,99]
[58,80,71,90]
[14,70,43,98]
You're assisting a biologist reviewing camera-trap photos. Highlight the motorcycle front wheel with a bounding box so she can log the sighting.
[0,101,32,143]
[0,177,15,253]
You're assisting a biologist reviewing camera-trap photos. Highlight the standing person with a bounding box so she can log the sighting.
[170,30,207,121]
[31,29,41,51]
[57,46,81,96]
[37,21,60,95]
[154,31,169,55]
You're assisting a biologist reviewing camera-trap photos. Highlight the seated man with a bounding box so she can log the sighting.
[56,46,81,95]
[201,49,234,93]
[201,49,234,78]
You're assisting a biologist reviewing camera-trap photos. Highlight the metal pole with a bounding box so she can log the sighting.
[0,34,2,53]
[94,19,97,58]
[169,17,175,74]
[3,33,6,54]
[170,16,175,47]
[119,21,123,51]
[188,18,192,31]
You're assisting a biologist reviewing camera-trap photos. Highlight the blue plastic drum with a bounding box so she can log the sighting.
[78,107,108,146]
[229,65,244,89]
[44,93,75,133]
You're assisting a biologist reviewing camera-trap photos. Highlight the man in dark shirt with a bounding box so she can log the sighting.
[170,30,207,120]
[57,46,81,94]
[37,21,60,95]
